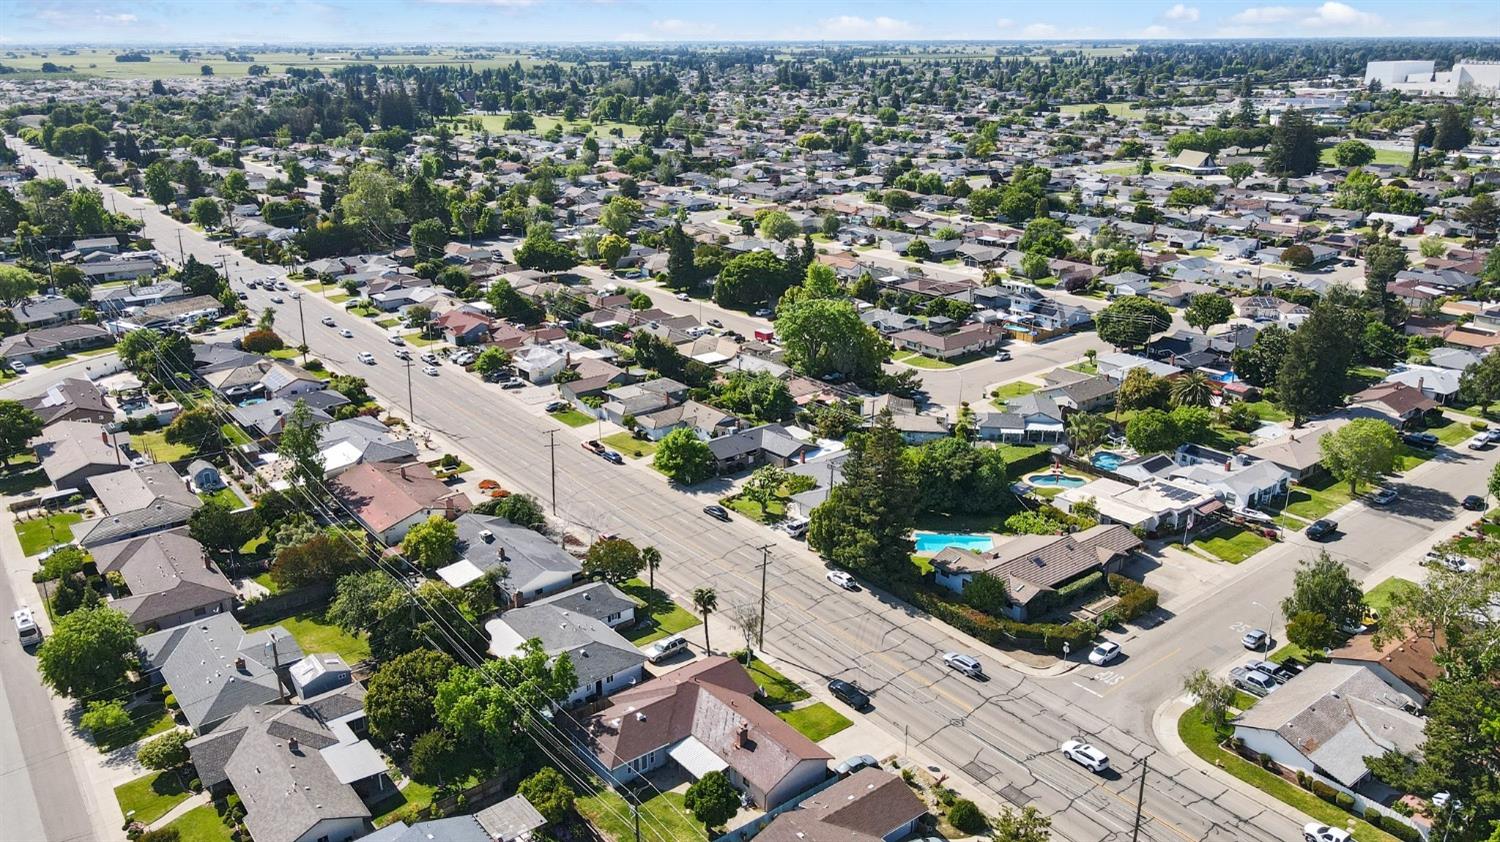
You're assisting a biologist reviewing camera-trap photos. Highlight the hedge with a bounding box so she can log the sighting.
[908,586,1095,654]
[1375,815,1422,842]
[1108,574,1160,621]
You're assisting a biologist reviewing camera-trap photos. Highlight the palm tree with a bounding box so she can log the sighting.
[1066,411,1110,453]
[642,546,662,591]
[692,587,717,654]
[1170,371,1213,408]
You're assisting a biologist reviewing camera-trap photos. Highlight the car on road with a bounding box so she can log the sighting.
[1302,822,1353,842]
[828,678,870,710]
[269,294,284,303]
[1462,495,1486,511]
[1242,628,1271,651]
[500,379,525,390]
[1231,665,1280,697]
[834,755,877,777]
[642,634,689,663]
[827,570,857,590]
[707,318,723,328]
[545,401,569,413]
[387,335,405,346]
[13,606,42,648]
[421,353,440,365]
[1369,487,1398,506]
[339,328,353,338]
[394,349,411,360]
[1468,435,1491,451]
[675,292,690,301]
[1306,519,1338,541]
[753,308,773,317]
[702,504,731,522]
[357,352,375,365]
[236,291,248,300]
[1088,641,1121,666]
[422,365,439,376]
[1060,740,1110,773]
[582,440,605,454]
[244,279,258,289]
[993,350,1012,361]
[942,652,984,679]
[1402,431,1439,449]
[321,316,336,326]
[601,450,624,464]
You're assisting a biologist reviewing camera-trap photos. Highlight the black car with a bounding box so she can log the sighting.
[702,504,731,522]
[1463,495,1486,511]
[827,679,870,710]
[1402,431,1439,449]
[1306,519,1337,540]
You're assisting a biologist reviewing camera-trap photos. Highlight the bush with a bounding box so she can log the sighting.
[947,799,986,834]
[1471,420,1488,431]
[1379,817,1422,842]
[81,699,132,738]
[1108,574,1160,621]
[303,359,325,372]
[1335,792,1355,810]
[1310,780,1336,802]
[1055,570,1106,604]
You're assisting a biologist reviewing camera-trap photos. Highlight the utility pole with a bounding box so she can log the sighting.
[544,429,559,514]
[755,544,773,650]
[631,801,641,842]
[176,229,185,266]
[404,357,416,427]
[1131,755,1149,842]
[294,294,308,365]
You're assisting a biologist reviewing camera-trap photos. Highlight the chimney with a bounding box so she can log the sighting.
[736,724,750,748]
[101,429,108,443]
[1224,458,1232,472]
[287,737,299,752]
[399,464,407,479]
[234,656,246,670]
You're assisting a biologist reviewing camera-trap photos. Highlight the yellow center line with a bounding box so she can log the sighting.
[1099,646,1182,697]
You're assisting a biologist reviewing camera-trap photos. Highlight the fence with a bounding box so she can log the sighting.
[232,582,331,626]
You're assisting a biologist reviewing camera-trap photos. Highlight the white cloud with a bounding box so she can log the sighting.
[98,12,138,23]
[422,0,538,6]
[1163,3,1199,21]
[1231,5,1298,23]
[995,17,1015,30]
[1022,22,1059,37]
[1229,1,1383,32]
[1303,1,1382,27]
[650,18,718,37]
[1140,24,1173,37]
[814,15,916,38]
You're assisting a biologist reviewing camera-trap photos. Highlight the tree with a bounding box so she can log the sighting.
[434,640,577,764]
[189,197,222,229]
[991,805,1051,842]
[717,371,795,423]
[664,222,697,289]
[757,210,798,242]
[642,545,662,591]
[1277,298,1362,425]
[1280,550,1366,633]
[597,233,629,269]
[808,413,917,583]
[0,400,44,464]
[143,160,175,207]
[340,163,402,229]
[1065,411,1110,453]
[692,587,717,653]
[474,492,547,530]
[1116,367,1169,412]
[514,228,579,273]
[1263,108,1319,176]
[1125,408,1178,454]
[1433,104,1472,152]
[136,730,192,771]
[163,406,220,453]
[1183,668,1237,729]
[36,605,137,699]
[583,538,643,584]
[1331,140,1376,168]
[1461,351,1500,413]
[905,238,931,260]
[947,800,986,834]
[486,279,543,325]
[473,347,513,378]
[742,465,790,512]
[683,769,739,831]
[402,515,459,570]
[366,648,457,745]
[1364,236,1406,320]
[189,501,260,559]
[653,427,715,485]
[270,530,366,589]
[1281,244,1314,269]
[241,328,284,354]
[409,217,448,261]
[0,265,40,306]
[775,298,887,380]
[599,197,642,237]
[1169,371,1214,408]
[1320,418,1398,495]
[518,767,574,827]
[1018,217,1071,259]
[1184,293,1233,335]
[1232,324,1290,388]
[1225,161,1254,186]
[1286,610,1339,652]
[81,699,131,738]
[1095,297,1170,349]
[1458,191,1497,242]
[276,399,326,492]
[713,250,795,311]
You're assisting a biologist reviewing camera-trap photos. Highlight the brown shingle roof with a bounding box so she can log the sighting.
[756,768,926,842]
[985,524,1142,590]
[1329,632,1443,700]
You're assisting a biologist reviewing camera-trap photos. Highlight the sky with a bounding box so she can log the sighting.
[1,0,1497,45]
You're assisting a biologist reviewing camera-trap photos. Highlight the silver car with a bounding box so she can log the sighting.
[942,652,984,679]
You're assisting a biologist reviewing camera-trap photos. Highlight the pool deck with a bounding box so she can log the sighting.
[913,532,997,554]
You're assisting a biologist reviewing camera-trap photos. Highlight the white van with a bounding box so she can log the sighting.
[643,634,689,663]
[13,607,42,648]
[782,517,810,538]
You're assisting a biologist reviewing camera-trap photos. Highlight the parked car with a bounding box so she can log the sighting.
[702,504,731,522]
[321,316,336,327]
[357,352,375,364]
[782,517,810,538]
[13,607,41,648]
[642,634,689,663]
[676,292,690,301]
[942,652,984,679]
[601,450,624,465]
[500,380,525,390]
[421,353,440,364]
[1306,519,1338,541]
[827,570,857,590]
[1060,739,1110,773]
[1244,660,1295,683]
[827,679,870,710]
[753,308,773,317]
[1088,641,1121,666]
[1241,628,1271,651]
[707,318,723,328]
[1467,435,1491,451]
[582,440,605,454]
[1230,666,1279,697]
[394,349,411,360]
[1303,823,1353,842]
[1369,487,1398,506]
[545,400,569,413]
[834,755,878,777]
[9,360,26,374]
[993,350,1012,361]
[387,335,406,346]
[1462,495,1486,511]
[1403,431,1438,449]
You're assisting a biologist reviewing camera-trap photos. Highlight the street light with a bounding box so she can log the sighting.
[1251,600,1277,649]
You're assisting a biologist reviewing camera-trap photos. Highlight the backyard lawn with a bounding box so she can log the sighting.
[776,703,853,741]
[370,781,438,828]
[576,787,701,842]
[162,802,237,842]
[1192,525,1274,564]
[15,511,84,556]
[620,580,701,646]
[133,430,196,462]
[115,770,192,825]
[548,407,595,428]
[600,432,657,459]
[745,656,810,706]
[198,487,243,508]
[911,554,935,575]
[248,607,370,663]
[220,424,252,447]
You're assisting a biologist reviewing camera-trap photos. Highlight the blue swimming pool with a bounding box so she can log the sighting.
[914,533,995,554]
[1091,451,1126,471]
[1027,473,1087,488]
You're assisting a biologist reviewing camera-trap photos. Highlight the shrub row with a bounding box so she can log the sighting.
[1108,573,1160,621]
[908,587,1094,654]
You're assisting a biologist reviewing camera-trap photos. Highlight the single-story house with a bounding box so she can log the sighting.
[75,462,204,547]
[20,378,114,427]
[1328,633,1442,708]
[890,323,1005,360]
[138,613,304,734]
[93,530,237,632]
[485,602,645,707]
[756,768,927,842]
[0,324,113,364]
[328,461,471,543]
[32,420,129,495]
[1346,382,1439,428]
[930,525,1142,620]
[436,513,583,606]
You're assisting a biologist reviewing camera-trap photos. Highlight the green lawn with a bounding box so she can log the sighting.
[220,424,252,447]
[897,353,956,370]
[548,407,595,428]
[375,317,401,328]
[406,334,441,348]
[1283,476,1354,521]
[1426,415,1478,447]
[1240,400,1290,422]
[1319,146,1410,167]
[745,656,810,706]
[576,787,701,842]
[162,802,236,842]
[95,691,177,752]
[1394,444,1435,472]
[15,511,83,556]
[911,554,934,574]
[1192,525,1274,564]
[1364,577,1418,614]
[41,346,117,368]
[620,580,701,646]
[267,348,301,361]
[723,494,786,524]
[601,432,657,459]
[252,571,280,595]
[1177,704,1396,842]
[1060,101,1148,119]
[248,607,369,663]
[133,430,196,462]
[370,781,438,828]
[198,487,243,508]
[115,770,192,825]
[991,381,1039,403]
[776,703,853,742]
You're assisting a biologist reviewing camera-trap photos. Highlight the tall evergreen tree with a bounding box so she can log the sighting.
[807,412,917,583]
[1263,108,1319,177]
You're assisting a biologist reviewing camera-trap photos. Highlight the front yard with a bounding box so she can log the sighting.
[115,770,192,825]
[548,407,595,428]
[1191,524,1274,564]
[600,432,657,459]
[775,703,853,741]
[1281,475,1354,522]
[620,580,701,646]
[744,656,810,706]
[15,511,84,556]
[161,801,237,842]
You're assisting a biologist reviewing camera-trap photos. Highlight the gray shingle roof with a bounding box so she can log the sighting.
[138,614,303,733]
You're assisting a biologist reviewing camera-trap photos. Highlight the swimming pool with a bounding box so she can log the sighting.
[914,532,995,554]
[1091,451,1126,471]
[1027,473,1087,488]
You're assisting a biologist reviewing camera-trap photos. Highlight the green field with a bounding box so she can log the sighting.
[600,432,657,459]
[442,113,642,139]
[1059,102,1148,120]
[0,48,551,79]
[161,802,236,842]
[1319,146,1411,167]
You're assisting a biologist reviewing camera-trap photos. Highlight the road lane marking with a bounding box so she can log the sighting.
[1072,681,1104,698]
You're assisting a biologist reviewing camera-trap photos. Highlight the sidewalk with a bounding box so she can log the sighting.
[145,791,211,831]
